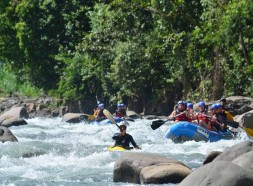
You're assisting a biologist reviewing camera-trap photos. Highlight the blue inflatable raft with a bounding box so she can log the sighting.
[164,121,235,142]
[90,117,128,125]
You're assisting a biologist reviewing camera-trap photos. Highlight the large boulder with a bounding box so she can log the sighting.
[113,152,188,184]
[236,110,253,132]
[0,126,18,142]
[232,151,253,173]
[62,113,83,123]
[0,106,29,120]
[139,163,192,184]
[179,161,253,186]
[1,117,27,127]
[225,96,253,115]
[203,151,222,165]
[0,106,28,127]
[213,140,253,162]
[126,110,140,119]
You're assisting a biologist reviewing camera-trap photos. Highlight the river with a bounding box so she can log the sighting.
[0,117,248,185]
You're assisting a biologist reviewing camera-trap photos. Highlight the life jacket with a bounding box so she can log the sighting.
[115,110,124,118]
[197,111,209,124]
[175,110,189,121]
[98,109,106,118]
[93,109,99,117]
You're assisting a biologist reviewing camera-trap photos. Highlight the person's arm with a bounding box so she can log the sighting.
[129,135,141,149]
[168,111,176,120]
[112,133,121,140]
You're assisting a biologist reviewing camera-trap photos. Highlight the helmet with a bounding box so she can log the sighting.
[187,103,193,109]
[182,101,187,107]
[119,124,127,131]
[198,101,205,107]
[117,103,121,107]
[210,104,217,110]
[98,103,104,108]
[177,101,184,105]
[220,97,226,103]
[215,103,222,108]
[120,103,125,107]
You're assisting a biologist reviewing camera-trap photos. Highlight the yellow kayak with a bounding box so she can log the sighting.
[107,146,126,152]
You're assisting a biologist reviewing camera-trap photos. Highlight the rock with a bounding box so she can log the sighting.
[1,117,27,127]
[203,151,222,165]
[0,126,18,142]
[0,106,29,121]
[232,151,253,173]
[0,107,29,127]
[62,113,83,123]
[179,161,253,186]
[236,110,253,133]
[113,152,188,184]
[144,115,159,120]
[213,140,253,162]
[126,110,140,119]
[140,163,192,184]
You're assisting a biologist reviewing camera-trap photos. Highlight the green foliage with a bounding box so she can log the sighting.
[1,0,253,110]
[0,63,42,97]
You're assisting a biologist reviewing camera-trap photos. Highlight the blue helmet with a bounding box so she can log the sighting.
[182,101,187,107]
[98,103,104,108]
[120,103,125,107]
[117,103,121,107]
[210,104,217,110]
[215,103,222,108]
[198,101,205,107]
[187,103,193,109]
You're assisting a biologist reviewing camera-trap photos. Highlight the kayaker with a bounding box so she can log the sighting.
[94,103,106,121]
[168,101,190,122]
[195,101,212,130]
[114,103,126,118]
[112,124,141,150]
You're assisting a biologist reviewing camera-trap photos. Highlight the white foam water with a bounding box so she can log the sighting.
[0,118,248,185]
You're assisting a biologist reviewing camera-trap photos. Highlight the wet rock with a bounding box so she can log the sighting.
[140,163,192,184]
[203,151,222,165]
[113,152,188,184]
[179,161,253,186]
[0,126,18,142]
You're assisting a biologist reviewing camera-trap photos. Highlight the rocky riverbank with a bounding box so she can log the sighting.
[0,96,66,118]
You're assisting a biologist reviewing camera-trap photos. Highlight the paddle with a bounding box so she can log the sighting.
[81,114,95,121]
[239,126,253,137]
[151,112,186,130]
[103,109,121,130]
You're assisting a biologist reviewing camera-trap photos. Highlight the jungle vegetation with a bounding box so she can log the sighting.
[0,0,253,114]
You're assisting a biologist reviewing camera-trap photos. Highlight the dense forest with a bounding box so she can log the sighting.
[0,0,253,114]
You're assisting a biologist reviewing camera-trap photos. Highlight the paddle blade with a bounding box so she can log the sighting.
[88,115,95,121]
[103,109,116,124]
[243,127,253,137]
[151,120,166,130]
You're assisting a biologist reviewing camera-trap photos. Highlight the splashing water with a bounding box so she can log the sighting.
[0,118,248,185]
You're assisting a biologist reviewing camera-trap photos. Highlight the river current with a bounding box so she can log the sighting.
[0,117,248,185]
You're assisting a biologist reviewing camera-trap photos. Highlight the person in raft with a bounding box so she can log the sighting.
[168,100,190,122]
[186,102,196,122]
[112,124,141,150]
[114,103,126,118]
[194,101,212,130]
[219,97,234,121]
[93,103,106,121]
